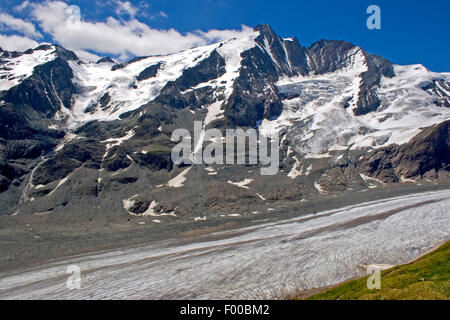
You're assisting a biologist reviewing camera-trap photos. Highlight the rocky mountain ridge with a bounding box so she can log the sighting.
[0,24,449,222]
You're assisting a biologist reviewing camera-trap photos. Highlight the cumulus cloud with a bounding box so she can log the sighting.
[13,1,31,12]
[74,49,101,62]
[199,26,255,43]
[0,1,252,60]
[28,1,252,61]
[0,33,39,51]
[0,12,42,39]
[113,0,138,18]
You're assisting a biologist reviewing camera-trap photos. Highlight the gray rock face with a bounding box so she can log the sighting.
[359,120,450,182]
[307,40,395,116]
[254,24,309,77]
[96,57,115,64]
[175,50,226,91]
[223,45,282,127]
[354,54,395,116]
[421,79,450,108]
[0,46,77,208]
[33,139,105,185]
[307,40,356,74]
[111,56,148,71]
[222,25,310,127]
[3,56,77,119]
[136,62,161,81]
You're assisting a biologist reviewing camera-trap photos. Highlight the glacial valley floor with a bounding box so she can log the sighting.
[0,182,449,299]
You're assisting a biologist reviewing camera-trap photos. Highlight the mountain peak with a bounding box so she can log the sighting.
[97,56,116,64]
[308,39,356,51]
[254,24,281,43]
[52,44,79,61]
[254,24,276,35]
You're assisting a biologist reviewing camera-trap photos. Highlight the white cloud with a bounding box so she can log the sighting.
[148,11,169,20]
[74,49,101,62]
[0,33,39,51]
[199,26,254,43]
[13,1,31,12]
[0,12,42,39]
[158,11,168,19]
[29,1,252,61]
[113,0,138,18]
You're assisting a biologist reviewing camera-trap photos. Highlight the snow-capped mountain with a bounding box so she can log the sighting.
[0,24,449,221]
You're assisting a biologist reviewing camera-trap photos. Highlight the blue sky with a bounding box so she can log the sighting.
[0,0,448,71]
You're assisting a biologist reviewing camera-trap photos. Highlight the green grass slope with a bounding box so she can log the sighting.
[305,241,450,300]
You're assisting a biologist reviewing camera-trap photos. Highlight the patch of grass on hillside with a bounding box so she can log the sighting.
[305,241,450,300]
[147,143,172,155]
